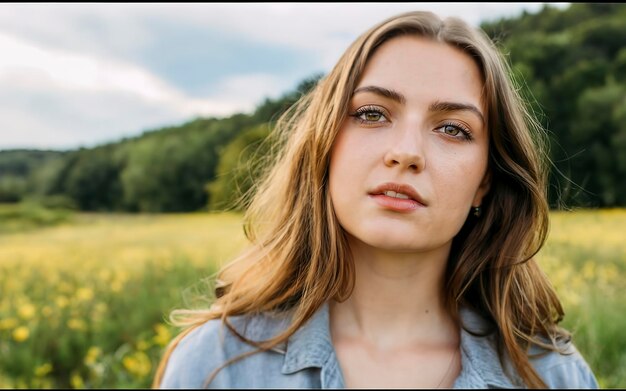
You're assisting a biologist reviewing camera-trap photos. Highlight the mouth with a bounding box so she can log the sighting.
[368,182,427,208]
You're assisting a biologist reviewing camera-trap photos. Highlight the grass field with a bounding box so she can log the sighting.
[0,207,624,388]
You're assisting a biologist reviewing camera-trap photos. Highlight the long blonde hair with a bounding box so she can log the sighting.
[153,11,568,388]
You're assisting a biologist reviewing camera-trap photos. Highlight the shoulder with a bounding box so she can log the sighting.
[529,341,599,389]
[159,311,292,388]
[457,307,598,388]
[158,318,231,388]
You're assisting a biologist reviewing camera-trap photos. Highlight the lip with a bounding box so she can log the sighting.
[368,182,428,210]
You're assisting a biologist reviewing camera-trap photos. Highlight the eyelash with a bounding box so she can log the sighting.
[349,105,389,124]
[349,106,474,141]
[437,121,473,141]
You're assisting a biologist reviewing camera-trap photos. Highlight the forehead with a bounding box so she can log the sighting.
[357,35,485,110]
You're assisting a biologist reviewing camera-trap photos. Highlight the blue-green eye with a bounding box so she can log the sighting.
[350,105,389,124]
[443,124,461,136]
[436,122,473,141]
[361,111,384,122]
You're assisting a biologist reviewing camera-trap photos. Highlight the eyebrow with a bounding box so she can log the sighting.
[352,85,485,125]
[429,100,485,126]
[353,85,406,104]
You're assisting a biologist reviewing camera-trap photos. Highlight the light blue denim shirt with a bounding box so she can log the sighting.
[159,302,598,388]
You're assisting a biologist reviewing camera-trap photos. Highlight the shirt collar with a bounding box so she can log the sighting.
[281,302,335,374]
[273,302,523,388]
[454,306,525,388]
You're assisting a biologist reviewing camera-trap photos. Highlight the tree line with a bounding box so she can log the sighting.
[1,3,625,211]
[0,76,320,212]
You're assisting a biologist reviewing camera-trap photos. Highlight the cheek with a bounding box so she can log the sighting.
[328,129,367,185]
[328,129,371,225]
[430,148,488,207]
[328,133,351,208]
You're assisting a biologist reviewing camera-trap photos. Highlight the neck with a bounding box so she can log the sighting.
[330,235,457,350]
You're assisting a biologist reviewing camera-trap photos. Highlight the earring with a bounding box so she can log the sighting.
[472,206,482,217]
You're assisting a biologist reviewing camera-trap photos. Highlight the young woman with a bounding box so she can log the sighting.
[153,10,598,389]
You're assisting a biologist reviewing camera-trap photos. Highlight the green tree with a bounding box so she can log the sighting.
[0,175,27,202]
[63,146,125,211]
[206,124,272,211]
[120,115,252,212]
[562,84,626,206]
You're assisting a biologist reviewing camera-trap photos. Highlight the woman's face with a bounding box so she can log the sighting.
[329,35,490,254]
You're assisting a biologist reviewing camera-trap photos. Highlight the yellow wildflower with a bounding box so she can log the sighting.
[0,317,18,330]
[55,295,69,309]
[70,372,84,389]
[84,346,102,366]
[67,318,87,331]
[12,326,29,342]
[153,323,172,347]
[123,351,152,378]
[34,362,53,377]
[137,340,151,351]
[76,287,94,302]
[18,303,36,320]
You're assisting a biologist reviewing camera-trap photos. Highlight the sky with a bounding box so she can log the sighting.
[0,3,570,151]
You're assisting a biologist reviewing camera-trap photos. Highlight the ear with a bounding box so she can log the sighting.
[472,170,491,207]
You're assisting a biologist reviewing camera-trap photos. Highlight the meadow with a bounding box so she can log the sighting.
[0,206,624,388]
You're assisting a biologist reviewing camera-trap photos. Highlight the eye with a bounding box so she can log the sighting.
[435,121,473,141]
[443,124,461,136]
[350,105,390,124]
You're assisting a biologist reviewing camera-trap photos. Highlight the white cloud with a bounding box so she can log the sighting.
[0,79,221,150]
[0,3,153,58]
[0,31,264,148]
[0,105,68,150]
[0,32,210,111]
[138,3,570,69]
[211,73,295,107]
[0,31,269,149]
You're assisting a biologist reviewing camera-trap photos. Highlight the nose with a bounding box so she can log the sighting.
[383,125,425,172]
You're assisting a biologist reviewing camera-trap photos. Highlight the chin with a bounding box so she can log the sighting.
[355,233,430,253]
[372,241,428,253]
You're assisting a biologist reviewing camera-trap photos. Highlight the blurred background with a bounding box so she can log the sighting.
[0,3,624,388]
